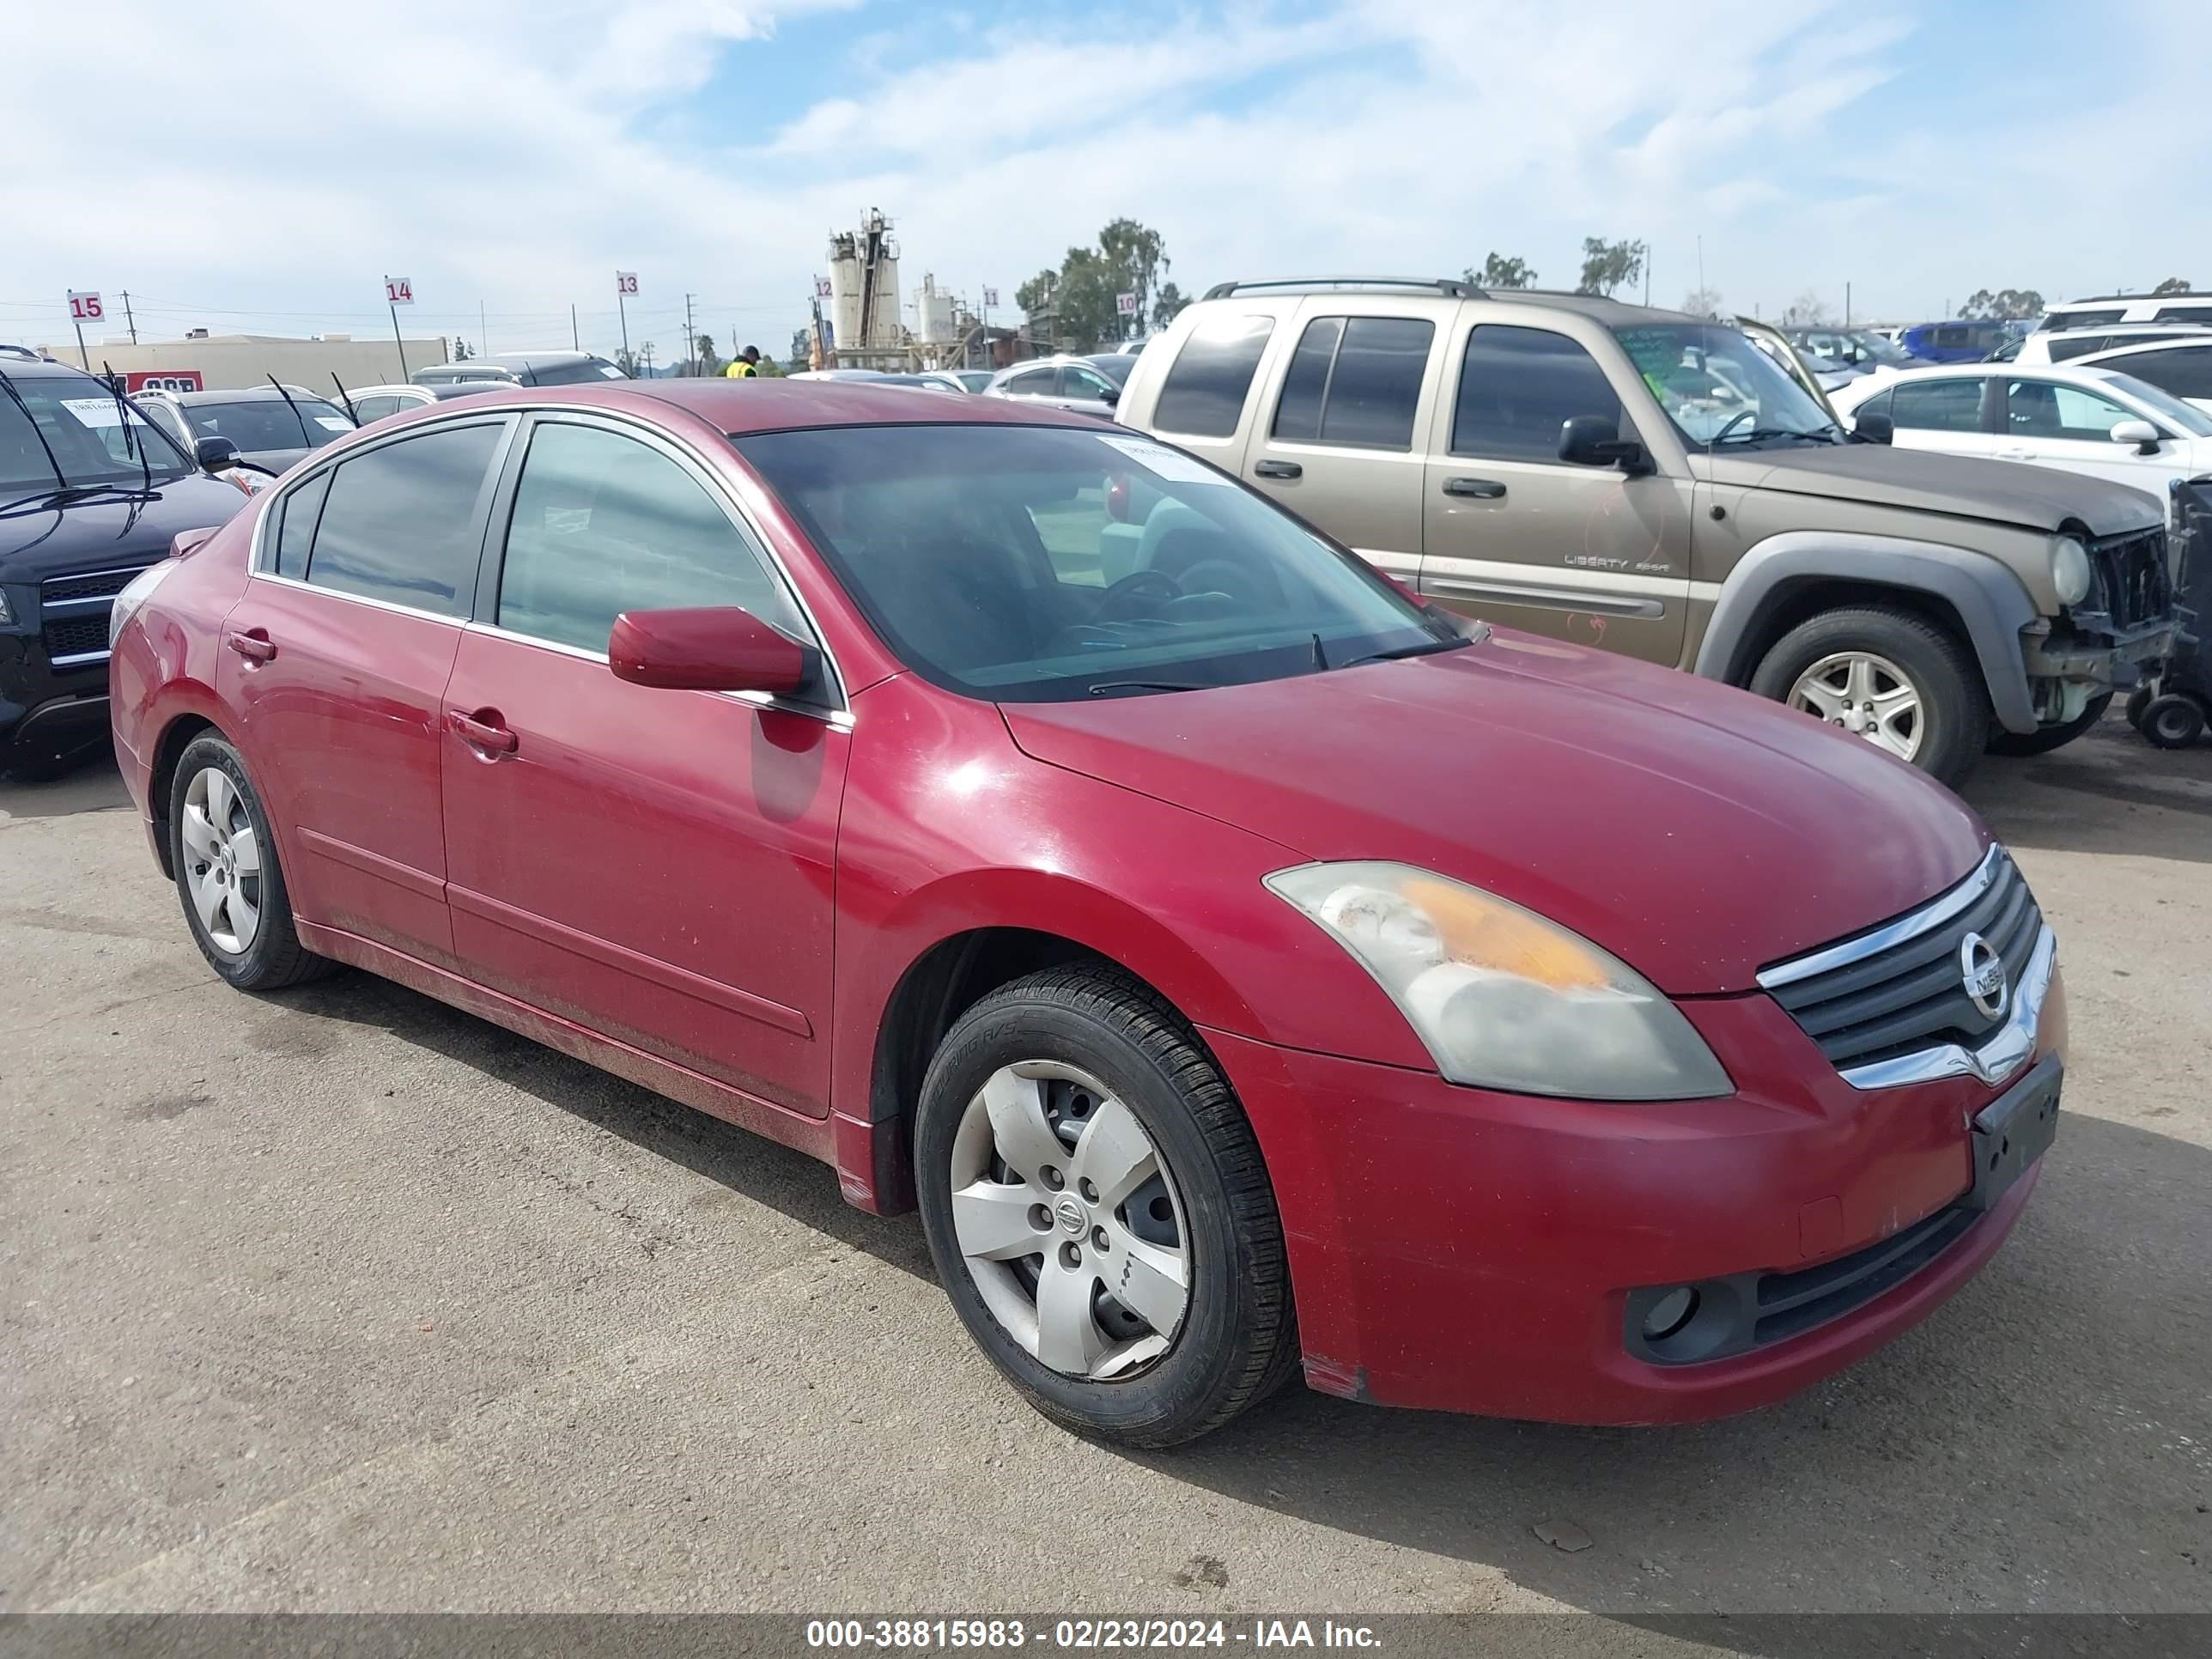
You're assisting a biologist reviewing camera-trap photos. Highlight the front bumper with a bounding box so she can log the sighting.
[1,627,112,766]
[1203,962,2066,1425]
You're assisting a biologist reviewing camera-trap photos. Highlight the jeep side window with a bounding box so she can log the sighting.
[1890,378,1984,433]
[1152,313,1274,437]
[1270,316,1432,450]
[1451,325,1626,462]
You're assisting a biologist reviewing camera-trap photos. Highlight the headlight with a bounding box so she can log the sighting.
[0,587,12,625]
[2051,535,2092,606]
[218,466,273,496]
[1266,862,1733,1101]
[109,559,177,647]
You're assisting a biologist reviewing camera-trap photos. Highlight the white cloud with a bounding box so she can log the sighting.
[4,0,2208,356]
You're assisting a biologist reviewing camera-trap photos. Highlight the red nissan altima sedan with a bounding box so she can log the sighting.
[108,380,2064,1446]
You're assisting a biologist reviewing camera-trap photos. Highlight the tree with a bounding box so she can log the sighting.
[1468,252,1538,289]
[1576,237,1646,299]
[1680,287,1724,319]
[789,327,813,370]
[1781,290,1832,326]
[616,346,639,376]
[1018,219,1176,349]
[1959,288,2045,320]
[1152,282,1190,331]
[1098,217,1169,341]
[452,337,474,361]
[694,332,721,376]
[2153,276,2193,295]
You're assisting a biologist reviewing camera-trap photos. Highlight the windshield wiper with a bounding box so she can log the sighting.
[1337,637,1468,670]
[103,360,155,495]
[0,365,70,495]
[0,481,163,518]
[1713,426,1839,447]
[1085,679,1212,697]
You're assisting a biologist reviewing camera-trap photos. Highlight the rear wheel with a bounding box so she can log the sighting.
[1750,606,1989,786]
[1987,690,2112,757]
[169,735,335,991]
[914,964,1297,1448]
[2140,693,2207,750]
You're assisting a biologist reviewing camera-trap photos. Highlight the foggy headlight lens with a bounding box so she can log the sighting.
[1266,862,1733,1101]
[2051,536,2092,606]
[109,559,176,646]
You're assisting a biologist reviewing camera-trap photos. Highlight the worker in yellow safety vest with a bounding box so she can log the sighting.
[724,345,762,378]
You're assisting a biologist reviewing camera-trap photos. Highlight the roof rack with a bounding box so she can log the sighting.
[1201,276,1485,301]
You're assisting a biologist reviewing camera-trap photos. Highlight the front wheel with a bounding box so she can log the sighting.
[1749,606,1990,786]
[1986,690,2113,757]
[168,734,336,991]
[914,964,1297,1448]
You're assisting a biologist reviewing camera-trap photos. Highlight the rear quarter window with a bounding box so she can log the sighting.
[1151,313,1275,437]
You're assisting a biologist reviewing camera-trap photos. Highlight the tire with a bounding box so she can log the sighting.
[2141,693,2208,750]
[1986,690,2112,757]
[168,734,336,991]
[2126,684,2155,730]
[913,963,1297,1448]
[1749,605,1990,787]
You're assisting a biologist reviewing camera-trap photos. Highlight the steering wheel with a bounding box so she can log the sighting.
[1091,568,1183,622]
[1711,409,1755,443]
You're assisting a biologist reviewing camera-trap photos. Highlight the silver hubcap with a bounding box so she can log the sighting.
[180,767,262,955]
[949,1061,1189,1381]
[1789,650,1923,761]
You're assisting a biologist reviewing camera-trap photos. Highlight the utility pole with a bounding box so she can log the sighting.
[684,292,697,376]
[479,300,489,357]
[122,290,138,344]
[641,343,655,375]
[571,304,580,350]
[1844,281,1852,327]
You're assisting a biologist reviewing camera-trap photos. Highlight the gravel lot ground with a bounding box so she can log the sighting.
[3,714,2207,1621]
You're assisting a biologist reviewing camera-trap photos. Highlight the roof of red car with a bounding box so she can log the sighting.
[620,377,1097,435]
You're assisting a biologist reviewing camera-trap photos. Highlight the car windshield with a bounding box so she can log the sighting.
[1850,331,1911,366]
[733,422,1462,702]
[2102,373,2212,437]
[184,397,353,452]
[1614,324,1843,446]
[0,373,193,494]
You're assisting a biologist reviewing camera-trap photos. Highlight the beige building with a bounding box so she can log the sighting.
[33,332,450,393]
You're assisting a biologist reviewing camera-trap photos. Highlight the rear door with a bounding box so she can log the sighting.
[1887,374,2000,460]
[438,412,850,1118]
[221,415,515,967]
[1418,314,1691,665]
[1239,303,1450,587]
[992,366,1060,410]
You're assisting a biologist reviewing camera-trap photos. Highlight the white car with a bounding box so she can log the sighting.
[2070,338,2212,416]
[1832,362,2212,511]
[2000,322,2212,366]
[2038,291,2212,333]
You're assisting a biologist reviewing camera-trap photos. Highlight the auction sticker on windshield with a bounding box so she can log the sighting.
[58,398,152,430]
[315,416,351,432]
[1097,434,1230,487]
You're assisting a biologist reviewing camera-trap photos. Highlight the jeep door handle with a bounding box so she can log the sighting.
[225,629,277,663]
[1253,460,1303,480]
[1443,477,1507,499]
[449,708,518,756]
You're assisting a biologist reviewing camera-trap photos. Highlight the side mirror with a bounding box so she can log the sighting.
[2111,419,2161,454]
[609,606,816,698]
[194,435,241,471]
[1558,414,1650,473]
[1854,410,1895,445]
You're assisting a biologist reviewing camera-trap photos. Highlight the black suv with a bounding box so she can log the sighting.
[1,356,251,776]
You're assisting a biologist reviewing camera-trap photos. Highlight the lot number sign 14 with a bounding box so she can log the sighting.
[385,276,415,306]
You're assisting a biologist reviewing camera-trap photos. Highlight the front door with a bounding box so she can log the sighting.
[1241,309,1445,588]
[1419,320,1692,665]
[220,416,514,967]
[439,414,850,1118]
[1996,375,2180,494]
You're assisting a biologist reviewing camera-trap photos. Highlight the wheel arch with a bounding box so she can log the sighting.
[146,707,228,878]
[1695,532,2041,732]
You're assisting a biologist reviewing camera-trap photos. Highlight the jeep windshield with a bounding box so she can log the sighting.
[0,374,192,497]
[734,422,1462,702]
[1615,324,1844,448]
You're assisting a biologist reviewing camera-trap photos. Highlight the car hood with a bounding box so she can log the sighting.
[0,474,246,585]
[1000,632,1986,994]
[240,445,313,473]
[1689,442,2166,536]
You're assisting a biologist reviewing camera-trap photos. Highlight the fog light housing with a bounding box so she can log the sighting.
[1641,1285,1699,1342]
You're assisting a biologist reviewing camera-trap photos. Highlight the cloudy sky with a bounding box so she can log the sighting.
[5,0,2207,359]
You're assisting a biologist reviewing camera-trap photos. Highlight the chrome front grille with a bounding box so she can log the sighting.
[1758,848,2053,1090]
[38,562,154,667]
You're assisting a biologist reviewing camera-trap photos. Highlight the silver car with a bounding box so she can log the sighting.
[983,354,1138,419]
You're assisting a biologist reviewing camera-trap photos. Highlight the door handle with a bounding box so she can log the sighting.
[449,708,518,755]
[225,629,277,663]
[1443,477,1507,499]
[1253,459,1303,480]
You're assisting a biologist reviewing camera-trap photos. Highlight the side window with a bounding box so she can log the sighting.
[1934,325,1968,348]
[1270,315,1433,450]
[1001,368,1054,396]
[1066,367,1118,400]
[303,422,502,614]
[352,396,401,424]
[2007,380,2136,442]
[495,422,804,655]
[1152,313,1274,437]
[1891,378,1984,433]
[1850,386,1893,425]
[272,469,332,578]
[2121,347,2212,401]
[1451,325,1626,461]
